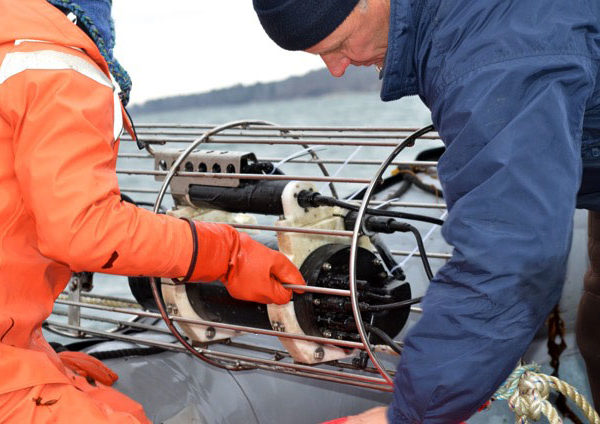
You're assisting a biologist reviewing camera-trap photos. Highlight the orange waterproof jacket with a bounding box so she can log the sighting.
[0,0,194,397]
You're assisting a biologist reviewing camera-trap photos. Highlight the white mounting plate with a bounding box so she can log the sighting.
[268,181,372,364]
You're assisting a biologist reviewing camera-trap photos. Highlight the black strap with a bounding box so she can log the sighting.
[180,217,198,282]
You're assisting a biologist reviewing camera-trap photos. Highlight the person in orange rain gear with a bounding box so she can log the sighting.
[0,0,305,422]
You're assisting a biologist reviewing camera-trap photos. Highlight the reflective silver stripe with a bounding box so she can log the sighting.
[0,49,123,140]
[14,39,84,53]
[0,50,112,87]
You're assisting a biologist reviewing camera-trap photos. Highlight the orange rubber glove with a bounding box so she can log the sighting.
[58,351,119,386]
[182,220,305,304]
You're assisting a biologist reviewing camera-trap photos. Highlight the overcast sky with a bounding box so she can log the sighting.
[112,1,325,105]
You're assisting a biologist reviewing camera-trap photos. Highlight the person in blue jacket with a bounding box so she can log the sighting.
[253,0,600,422]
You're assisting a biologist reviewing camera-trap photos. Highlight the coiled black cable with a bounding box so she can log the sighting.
[89,346,165,360]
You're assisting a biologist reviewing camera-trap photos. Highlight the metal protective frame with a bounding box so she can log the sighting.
[48,121,446,391]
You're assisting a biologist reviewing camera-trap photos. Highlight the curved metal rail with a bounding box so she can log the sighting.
[348,125,436,385]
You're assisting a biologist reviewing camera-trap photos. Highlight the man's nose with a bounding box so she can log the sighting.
[320,54,351,78]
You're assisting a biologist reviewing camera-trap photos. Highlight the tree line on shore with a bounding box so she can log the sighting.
[129,67,381,114]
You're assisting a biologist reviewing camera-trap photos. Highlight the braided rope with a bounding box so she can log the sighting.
[495,364,540,401]
[494,364,600,424]
[47,0,132,105]
[546,375,600,424]
[57,293,141,310]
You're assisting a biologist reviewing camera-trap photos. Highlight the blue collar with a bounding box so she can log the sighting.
[379,0,425,102]
[48,0,114,50]
[72,0,114,51]
[47,0,132,105]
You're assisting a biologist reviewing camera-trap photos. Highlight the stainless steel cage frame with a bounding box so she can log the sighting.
[47,120,449,392]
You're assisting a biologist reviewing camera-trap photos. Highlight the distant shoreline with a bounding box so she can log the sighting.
[129,67,381,115]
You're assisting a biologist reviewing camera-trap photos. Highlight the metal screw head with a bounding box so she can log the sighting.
[313,347,325,360]
[205,327,216,339]
[322,262,332,272]
[322,329,333,338]
[313,298,321,306]
[166,304,179,316]
[271,321,285,332]
[69,277,79,291]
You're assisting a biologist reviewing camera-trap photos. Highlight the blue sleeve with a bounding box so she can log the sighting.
[388,56,596,423]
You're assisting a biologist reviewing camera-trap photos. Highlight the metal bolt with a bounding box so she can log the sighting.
[322,262,332,272]
[271,321,285,332]
[313,298,321,306]
[205,327,216,339]
[322,329,333,338]
[313,347,325,360]
[69,277,79,291]
[166,304,179,316]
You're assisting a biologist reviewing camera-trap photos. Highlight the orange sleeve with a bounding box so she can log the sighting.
[3,55,193,278]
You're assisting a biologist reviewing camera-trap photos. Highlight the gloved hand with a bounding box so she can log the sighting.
[183,220,305,304]
[58,351,119,386]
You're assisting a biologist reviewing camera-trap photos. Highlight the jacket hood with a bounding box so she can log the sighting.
[0,0,109,74]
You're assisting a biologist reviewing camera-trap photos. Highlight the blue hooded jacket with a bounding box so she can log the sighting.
[380,0,600,422]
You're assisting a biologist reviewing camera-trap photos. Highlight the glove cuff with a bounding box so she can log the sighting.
[179,217,199,282]
[182,220,239,283]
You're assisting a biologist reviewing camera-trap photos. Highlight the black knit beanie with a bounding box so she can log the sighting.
[253,0,361,51]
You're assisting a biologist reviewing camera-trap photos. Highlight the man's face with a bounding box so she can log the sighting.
[305,0,390,77]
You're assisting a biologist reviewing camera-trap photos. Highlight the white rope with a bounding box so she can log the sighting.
[320,146,363,195]
[269,146,327,174]
[372,196,401,210]
[494,364,600,424]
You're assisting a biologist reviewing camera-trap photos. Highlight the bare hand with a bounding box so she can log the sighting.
[346,407,388,423]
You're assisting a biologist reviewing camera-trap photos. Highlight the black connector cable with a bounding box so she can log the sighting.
[370,234,406,281]
[403,225,434,281]
[360,296,422,312]
[344,212,435,281]
[297,190,444,226]
[364,324,402,355]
